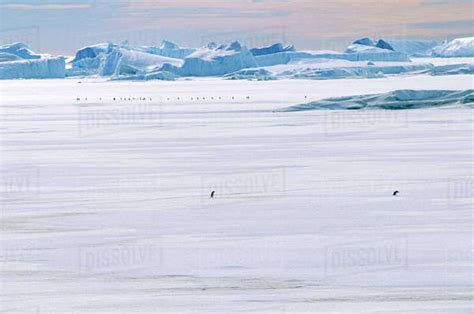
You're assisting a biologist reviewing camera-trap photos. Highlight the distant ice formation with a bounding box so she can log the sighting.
[160,41,258,76]
[0,57,65,79]
[345,38,407,60]
[0,43,65,79]
[250,43,295,56]
[432,37,474,57]
[281,89,474,111]
[0,42,42,60]
[138,40,196,59]
[1,36,473,80]
[387,39,437,57]
[348,37,441,57]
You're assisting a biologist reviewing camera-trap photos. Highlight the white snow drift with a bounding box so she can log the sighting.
[1,76,473,312]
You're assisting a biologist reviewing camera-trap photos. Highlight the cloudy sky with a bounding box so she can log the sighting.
[0,0,472,54]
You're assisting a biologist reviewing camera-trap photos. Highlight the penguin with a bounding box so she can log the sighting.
[393,190,399,196]
[210,191,215,199]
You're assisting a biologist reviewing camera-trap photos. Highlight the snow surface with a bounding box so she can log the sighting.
[0,74,473,313]
[432,37,474,58]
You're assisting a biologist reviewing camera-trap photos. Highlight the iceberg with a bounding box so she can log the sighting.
[340,47,409,61]
[432,63,474,76]
[0,52,22,62]
[254,51,318,67]
[375,39,394,51]
[0,43,65,79]
[386,39,437,57]
[0,42,42,60]
[0,57,65,79]
[345,38,409,61]
[353,38,375,46]
[345,47,409,61]
[226,59,468,81]
[138,40,196,59]
[111,70,178,81]
[161,41,258,77]
[281,89,474,111]
[72,43,110,63]
[250,43,295,56]
[67,55,103,77]
[432,37,474,57]
[253,38,409,67]
[255,48,409,67]
[345,44,378,53]
[99,47,182,76]
[225,68,274,80]
[67,43,112,76]
[60,38,472,80]
[271,63,431,80]
[352,37,438,57]
[347,37,428,59]
[349,38,395,51]
[68,42,183,78]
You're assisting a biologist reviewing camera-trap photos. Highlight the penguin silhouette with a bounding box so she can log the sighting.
[393,190,399,196]
[210,191,215,198]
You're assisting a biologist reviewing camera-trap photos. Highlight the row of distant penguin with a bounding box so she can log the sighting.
[75,96,257,102]
[209,190,401,198]
[75,95,310,102]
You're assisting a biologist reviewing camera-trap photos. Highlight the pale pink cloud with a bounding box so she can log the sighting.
[1,3,91,10]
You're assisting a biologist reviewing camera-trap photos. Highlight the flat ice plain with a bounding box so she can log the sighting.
[0,74,473,313]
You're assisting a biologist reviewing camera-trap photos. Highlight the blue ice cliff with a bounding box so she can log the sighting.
[0,43,65,79]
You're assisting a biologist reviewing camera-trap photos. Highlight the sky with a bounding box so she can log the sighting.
[0,0,472,55]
